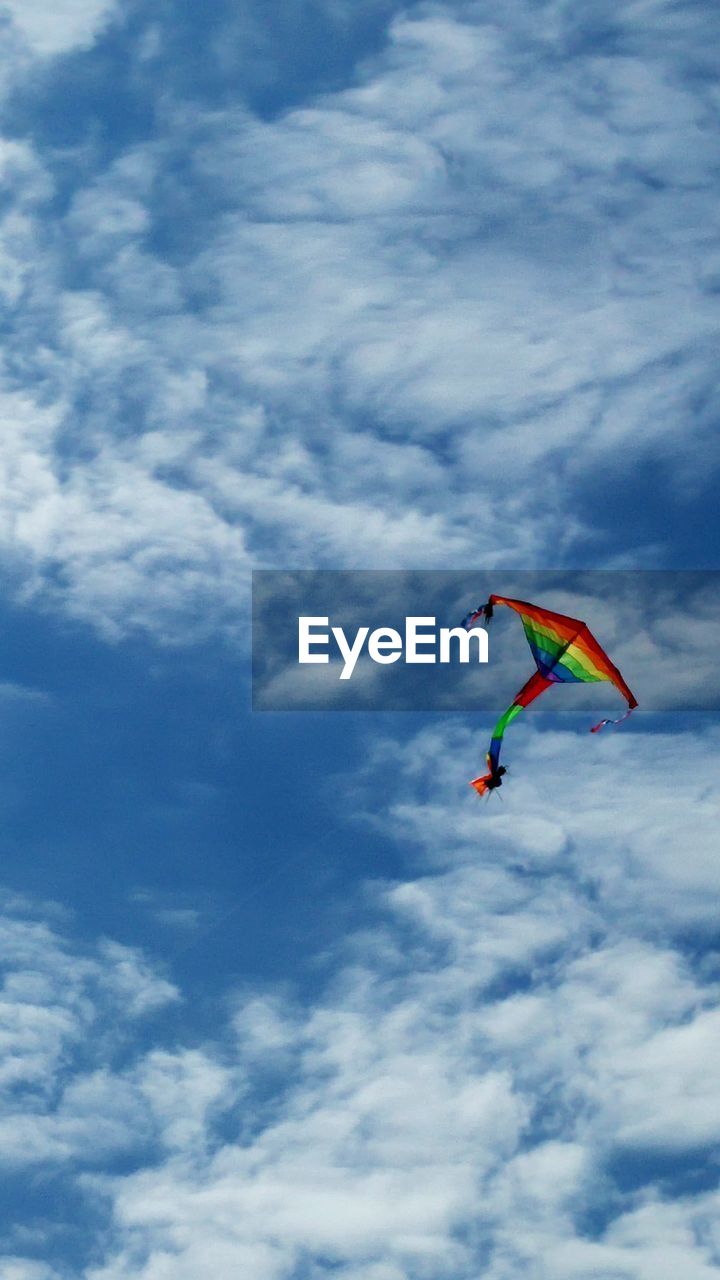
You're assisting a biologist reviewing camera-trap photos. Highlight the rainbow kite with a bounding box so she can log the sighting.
[462,594,637,796]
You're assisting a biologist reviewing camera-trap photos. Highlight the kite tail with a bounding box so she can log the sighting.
[470,670,553,794]
[470,755,494,796]
[590,706,635,733]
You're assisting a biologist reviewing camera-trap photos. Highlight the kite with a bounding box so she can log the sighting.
[462,595,637,796]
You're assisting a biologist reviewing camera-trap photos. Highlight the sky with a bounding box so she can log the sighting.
[0,0,718,1277]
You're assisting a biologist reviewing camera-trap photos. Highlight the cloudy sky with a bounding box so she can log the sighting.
[0,0,718,1276]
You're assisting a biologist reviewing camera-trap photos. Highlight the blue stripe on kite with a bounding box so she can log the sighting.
[529,642,584,681]
[549,666,584,684]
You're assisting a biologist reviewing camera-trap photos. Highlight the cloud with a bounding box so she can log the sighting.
[0,727,716,1275]
[0,2,714,634]
[0,726,680,1277]
[361,720,720,924]
[0,1262,62,1280]
[0,681,50,704]
[0,4,715,1276]
[0,0,118,58]
[0,900,178,1173]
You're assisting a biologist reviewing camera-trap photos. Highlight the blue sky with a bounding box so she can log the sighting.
[0,1,718,1277]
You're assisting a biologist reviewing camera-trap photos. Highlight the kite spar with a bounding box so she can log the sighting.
[462,595,637,796]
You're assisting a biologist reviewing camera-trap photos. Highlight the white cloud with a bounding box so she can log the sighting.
[363,720,720,923]
[1,0,118,57]
[0,4,715,1276]
[28,726,705,1278]
[0,1262,62,1280]
[0,3,713,633]
[0,903,178,1171]
[134,1048,233,1153]
[0,728,715,1275]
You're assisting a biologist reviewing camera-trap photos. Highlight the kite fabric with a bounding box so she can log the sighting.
[463,595,637,796]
